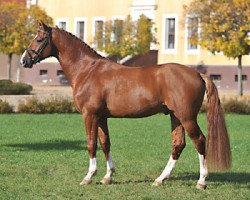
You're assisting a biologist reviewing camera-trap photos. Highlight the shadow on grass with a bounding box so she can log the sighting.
[107,172,250,186]
[97,178,154,185]
[5,139,87,151]
[171,172,250,185]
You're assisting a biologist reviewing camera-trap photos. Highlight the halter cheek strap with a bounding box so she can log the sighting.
[26,28,51,65]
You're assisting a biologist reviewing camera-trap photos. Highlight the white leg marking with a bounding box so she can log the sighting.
[104,152,115,179]
[155,156,177,184]
[197,154,208,187]
[84,157,97,180]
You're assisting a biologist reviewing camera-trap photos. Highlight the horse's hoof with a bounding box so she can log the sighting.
[80,178,92,185]
[100,177,112,185]
[152,180,162,186]
[196,183,207,190]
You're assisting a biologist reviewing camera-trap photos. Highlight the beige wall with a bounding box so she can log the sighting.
[37,0,250,67]
[38,0,132,43]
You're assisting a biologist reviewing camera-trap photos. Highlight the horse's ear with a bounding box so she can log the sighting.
[38,20,49,31]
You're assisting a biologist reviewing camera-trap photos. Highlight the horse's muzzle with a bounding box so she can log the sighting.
[20,57,33,68]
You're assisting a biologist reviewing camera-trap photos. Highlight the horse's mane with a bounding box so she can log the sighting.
[55,26,105,59]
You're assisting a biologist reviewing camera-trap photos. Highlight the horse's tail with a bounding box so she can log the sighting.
[201,75,231,171]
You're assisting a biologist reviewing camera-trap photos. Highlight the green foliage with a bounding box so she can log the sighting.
[184,0,249,96]
[136,14,157,55]
[18,97,77,113]
[0,80,32,95]
[184,0,250,59]
[0,2,53,55]
[94,14,156,59]
[0,99,13,113]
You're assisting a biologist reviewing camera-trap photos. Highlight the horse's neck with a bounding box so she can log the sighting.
[52,28,101,86]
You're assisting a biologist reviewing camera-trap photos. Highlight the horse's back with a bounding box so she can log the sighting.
[102,63,205,118]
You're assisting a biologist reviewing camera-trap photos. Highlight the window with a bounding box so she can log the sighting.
[74,18,87,41]
[57,18,68,30]
[58,21,66,30]
[235,75,247,82]
[186,17,198,50]
[57,70,64,76]
[166,18,175,49]
[111,16,125,45]
[210,74,221,81]
[40,70,48,76]
[76,21,85,40]
[93,19,105,49]
[113,19,124,45]
[163,14,178,53]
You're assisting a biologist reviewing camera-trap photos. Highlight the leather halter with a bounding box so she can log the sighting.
[26,28,51,66]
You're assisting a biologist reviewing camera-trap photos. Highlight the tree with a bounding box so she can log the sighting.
[184,0,250,96]
[94,14,156,62]
[0,1,53,80]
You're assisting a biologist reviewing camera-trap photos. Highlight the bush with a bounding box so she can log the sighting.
[199,99,250,114]
[18,97,42,113]
[223,99,250,114]
[18,97,77,114]
[0,80,32,95]
[0,99,13,113]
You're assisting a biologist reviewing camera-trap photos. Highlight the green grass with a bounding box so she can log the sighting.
[0,114,249,199]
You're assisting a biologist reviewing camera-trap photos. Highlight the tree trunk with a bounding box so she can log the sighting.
[7,53,13,80]
[16,64,20,82]
[237,55,243,96]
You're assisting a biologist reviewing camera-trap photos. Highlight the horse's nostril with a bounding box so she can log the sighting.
[20,59,26,66]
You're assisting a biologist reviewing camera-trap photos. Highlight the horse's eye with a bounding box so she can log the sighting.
[36,38,43,42]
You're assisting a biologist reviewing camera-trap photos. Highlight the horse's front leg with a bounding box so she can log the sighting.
[98,118,115,185]
[80,114,98,185]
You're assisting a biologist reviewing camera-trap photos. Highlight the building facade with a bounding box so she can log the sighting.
[1,0,249,91]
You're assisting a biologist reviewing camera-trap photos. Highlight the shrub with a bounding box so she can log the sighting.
[0,99,13,113]
[0,80,32,95]
[199,99,250,114]
[18,97,42,113]
[223,99,250,114]
[18,97,77,114]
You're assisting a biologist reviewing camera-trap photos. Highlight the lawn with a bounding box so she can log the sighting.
[0,114,249,199]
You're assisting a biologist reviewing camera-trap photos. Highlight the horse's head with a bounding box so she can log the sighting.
[20,21,52,68]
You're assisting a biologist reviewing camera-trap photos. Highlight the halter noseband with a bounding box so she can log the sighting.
[26,28,52,66]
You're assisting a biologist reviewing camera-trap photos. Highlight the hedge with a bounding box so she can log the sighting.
[0,97,249,114]
[0,99,13,113]
[0,80,32,95]
[18,97,77,114]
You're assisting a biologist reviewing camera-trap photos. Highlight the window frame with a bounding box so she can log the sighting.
[185,15,200,55]
[162,14,178,54]
[39,69,48,76]
[92,17,106,49]
[56,18,68,30]
[111,16,126,43]
[74,17,87,41]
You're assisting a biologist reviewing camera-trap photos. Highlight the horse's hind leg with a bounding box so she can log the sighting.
[153,114,186,186]
[181,119,208,189]
[98,117,115,185]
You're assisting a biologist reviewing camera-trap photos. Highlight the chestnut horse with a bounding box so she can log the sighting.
[20,22,231,189]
